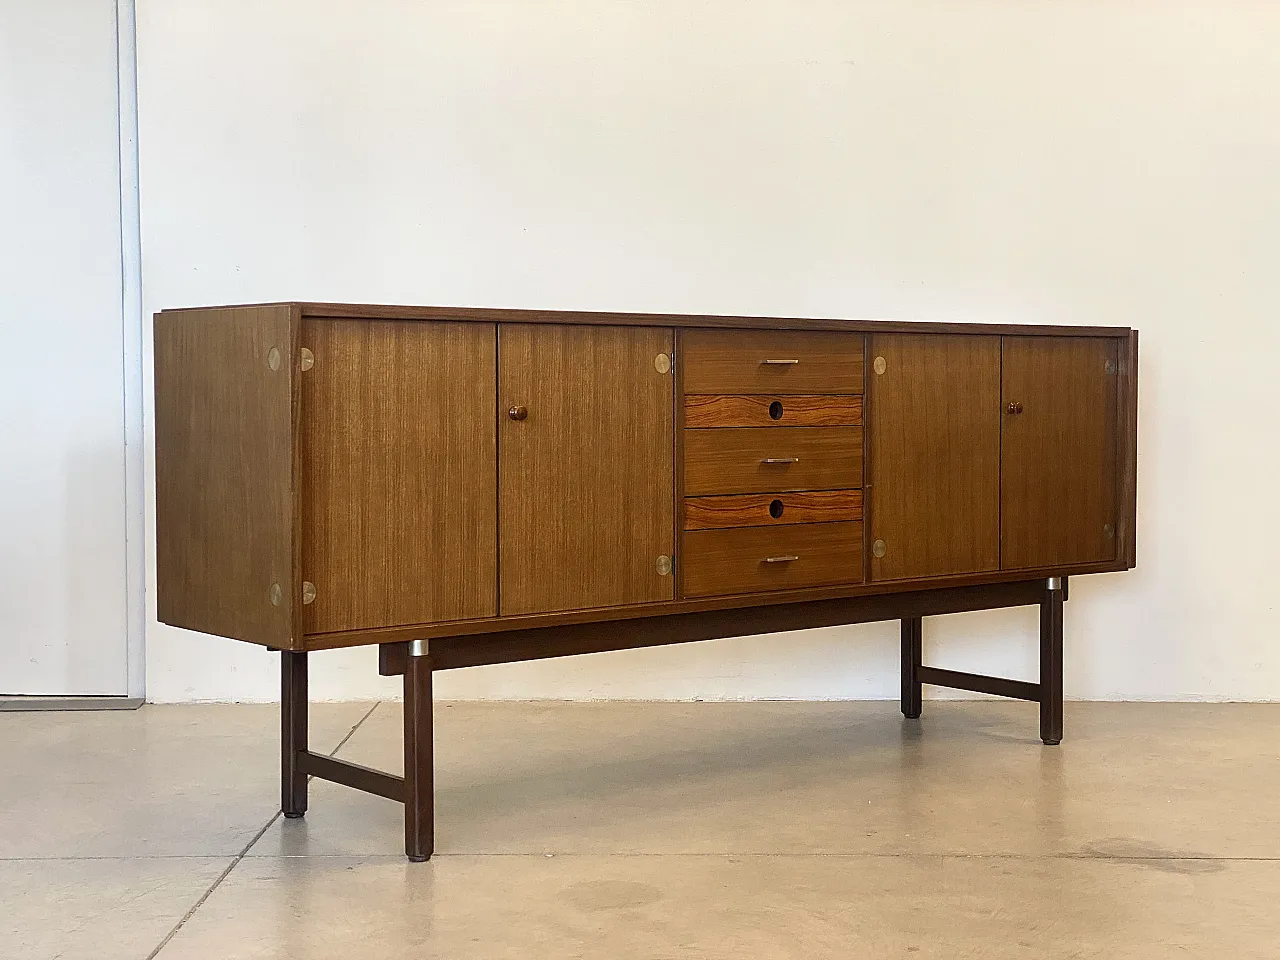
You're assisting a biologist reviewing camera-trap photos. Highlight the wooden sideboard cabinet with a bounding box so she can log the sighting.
[154,302,1138,861]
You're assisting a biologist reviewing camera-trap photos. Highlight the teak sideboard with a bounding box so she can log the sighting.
[154,302,1138,861]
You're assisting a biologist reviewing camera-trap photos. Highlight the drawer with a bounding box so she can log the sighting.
[684,490,863,530]
[682,522,864,598]
[684,426,862,496]
[685,394,862,429]
[682,330,864,395]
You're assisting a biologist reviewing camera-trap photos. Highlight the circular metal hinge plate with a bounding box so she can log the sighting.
[268,582,283,606]
[267,347,282,372]
[301,348,315,372]
[302,581,317,604]
[873,356,887,375]
[872,539,887,558]
[656,555,673,576]
[654,353,672,375]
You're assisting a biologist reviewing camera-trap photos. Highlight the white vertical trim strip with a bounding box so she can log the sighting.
[117,0,146,700]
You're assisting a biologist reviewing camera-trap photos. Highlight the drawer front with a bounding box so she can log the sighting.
[682,330,864,395]
[682,521,864,597]
[684,394,862,429]
[684,426,862,495]
[684,490,863,531]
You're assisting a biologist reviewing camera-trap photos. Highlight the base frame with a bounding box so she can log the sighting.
[280,577,1069,861]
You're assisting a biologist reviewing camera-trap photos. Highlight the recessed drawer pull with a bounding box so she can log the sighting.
[763,555,799,563]
[760,457,799,464]
[761,358,800,365]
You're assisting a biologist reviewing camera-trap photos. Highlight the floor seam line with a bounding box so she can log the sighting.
[327,700,381,758]
[233,852,1280,862]
[144,702,381,958]
[144,812,281,960]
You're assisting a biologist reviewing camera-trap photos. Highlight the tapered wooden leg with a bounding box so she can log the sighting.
[1040,578,1065,745]
[901,617,923,719]
[281,651,308,817]
[404,645,434,862]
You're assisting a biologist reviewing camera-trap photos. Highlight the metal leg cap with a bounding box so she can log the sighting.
[407,854,430,863]
[283,811,306,819]
[1042,739,1061,746]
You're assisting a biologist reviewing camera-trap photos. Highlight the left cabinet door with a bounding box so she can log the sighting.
[499,324,675,616]
[301,320,497,634]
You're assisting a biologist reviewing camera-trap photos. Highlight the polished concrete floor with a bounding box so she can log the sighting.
[2,700,1279,959]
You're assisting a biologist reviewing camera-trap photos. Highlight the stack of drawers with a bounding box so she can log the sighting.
[679,330,866,598]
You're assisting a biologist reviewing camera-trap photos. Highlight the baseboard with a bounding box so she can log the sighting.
[0,696,145,712]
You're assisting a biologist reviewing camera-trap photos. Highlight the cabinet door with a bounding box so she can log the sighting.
[499,324,674,615]
[867,334,1001,581]
[1001,336,1119,569]
[301,320,497,634]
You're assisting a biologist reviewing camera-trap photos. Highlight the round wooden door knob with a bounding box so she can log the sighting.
[508,405,528,421]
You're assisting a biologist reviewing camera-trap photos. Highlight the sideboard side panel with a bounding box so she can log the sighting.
[154,304,300,647]
[1118,330,1139,568]
[300,319,498,633]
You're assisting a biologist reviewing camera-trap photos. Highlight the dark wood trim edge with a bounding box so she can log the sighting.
[916,666,1041,702]
[422,580,1046,671]
[297,751,405,803]
[305,562,1111,650]
[159,302,1135,339]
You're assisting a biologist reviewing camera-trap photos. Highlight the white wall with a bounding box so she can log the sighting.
[137,1,1280,703]
[0,0,134,696]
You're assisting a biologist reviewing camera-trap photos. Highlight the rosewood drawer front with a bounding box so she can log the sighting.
[682,330,865,395]
[682,521,864,597]
[684,394,863,428]
[684,490,863,530]
[684,426,862,496]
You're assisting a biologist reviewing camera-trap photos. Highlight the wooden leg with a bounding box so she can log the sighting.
[901,617,923,719]
[281,651,308,817]
[1040,578,1065,745]
[404,644,434,862]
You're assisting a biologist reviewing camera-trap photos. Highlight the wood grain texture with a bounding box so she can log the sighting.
[300,320,497,633]
[684,427,862,496]
[1001,336,1119,570]
[674,329,688,603]
[682,522,863,598]
[684,394,862,428]
[681,330,865,394]
[154,304,299,647]
[867,334,1001,581]
[499,324,674,615]
[683,490,863,530]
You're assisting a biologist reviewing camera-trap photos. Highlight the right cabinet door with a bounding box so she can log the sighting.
[498,323,675,616]
[1001,336,1119,570]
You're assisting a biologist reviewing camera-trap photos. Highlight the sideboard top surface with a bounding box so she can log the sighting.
[159,302,1134,338]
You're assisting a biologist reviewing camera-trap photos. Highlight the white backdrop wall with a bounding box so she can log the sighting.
[137,1,1280,703]
[1,0,134,696]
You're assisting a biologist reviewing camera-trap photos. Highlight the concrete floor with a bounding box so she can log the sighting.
[1,701,1278,959]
